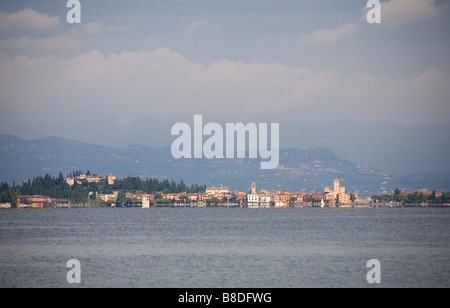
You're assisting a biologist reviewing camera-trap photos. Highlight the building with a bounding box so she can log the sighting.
[17,195,71,208]
[247,182,259,208]
[325,192,336,202]
[354,196,373,206]
[273,191,290,207]
[206,187,231,200]
[246,182,306,208]
[64,174,116,186]
[187,193,207,202]
[337,193,351,205]
[96,192,118,202]
[295,193,306,203]
[246,182,274,208]
[309,193,325,201]
[258,191,273,207]
[324,178,351,205]
[142,194,151,208]
[107,176,117,185]
[234,192,247,205]
[18,195,52,208]
[399,190,442,197]
[247,192,259,208]
[162,193,179,201]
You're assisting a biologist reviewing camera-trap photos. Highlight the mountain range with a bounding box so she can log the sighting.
[1,134,449,197]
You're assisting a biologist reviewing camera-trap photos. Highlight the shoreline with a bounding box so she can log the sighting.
[4,202,450,209]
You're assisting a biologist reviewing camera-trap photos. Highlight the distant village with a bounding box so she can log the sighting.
[4,172,447,209]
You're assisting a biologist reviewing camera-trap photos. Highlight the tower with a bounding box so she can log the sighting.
[251,182,256,194]
[334,178,340,193]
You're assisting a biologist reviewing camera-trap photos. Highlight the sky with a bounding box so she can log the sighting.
[0,0,449,175]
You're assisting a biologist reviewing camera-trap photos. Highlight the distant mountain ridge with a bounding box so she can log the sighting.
[1,134,449,196]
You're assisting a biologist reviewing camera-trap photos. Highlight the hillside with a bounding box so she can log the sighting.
[1,134,448,196]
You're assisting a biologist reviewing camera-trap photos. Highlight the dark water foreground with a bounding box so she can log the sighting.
[1,207,449,288]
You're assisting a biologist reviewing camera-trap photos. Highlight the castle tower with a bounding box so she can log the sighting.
[334,178,340,193]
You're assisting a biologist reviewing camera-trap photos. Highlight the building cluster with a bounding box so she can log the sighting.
[64,174,116,186]
[324,178,351,205]
[17,195,71,208]
[95,188,244,208]
[246,178,370,208]
[91,178,363,208]
[14,174,374,208]
[399,190,442,197]
[247,182,306,208]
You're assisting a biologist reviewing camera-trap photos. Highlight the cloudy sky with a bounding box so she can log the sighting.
[1,0,449,174]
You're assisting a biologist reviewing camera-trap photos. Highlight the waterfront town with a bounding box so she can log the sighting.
[1,172,448,209]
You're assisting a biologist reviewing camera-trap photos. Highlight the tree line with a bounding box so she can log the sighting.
[371,189,450,204]
[0,172,206,207]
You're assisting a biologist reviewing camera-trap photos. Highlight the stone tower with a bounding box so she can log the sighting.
[334,178,340,193]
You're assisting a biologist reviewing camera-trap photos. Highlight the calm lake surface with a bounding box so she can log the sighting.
[1,207,449,288]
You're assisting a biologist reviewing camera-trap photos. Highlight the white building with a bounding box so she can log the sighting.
[142,195,151,208]
[247,182,258,208]
[247,193,259,208]
[97,191,118,202]
[258,191,273,208]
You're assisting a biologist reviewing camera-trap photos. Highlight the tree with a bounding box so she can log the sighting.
[116,191,127,207]
[179,179,186,193]
[8,188,20,208]
[103,184,113,194]
[229,194,237,203]
[179,195,189,204]
[428,191,438,204]
[89,191,96,201]
[289,196,297,206]
[441,193,450,203]
[206,197,220,206]
[393,189,401,202]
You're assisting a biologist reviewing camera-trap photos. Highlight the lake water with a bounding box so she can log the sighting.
[1,207,449,288]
